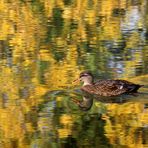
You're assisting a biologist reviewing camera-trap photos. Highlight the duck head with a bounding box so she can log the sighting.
[74,71,94,86]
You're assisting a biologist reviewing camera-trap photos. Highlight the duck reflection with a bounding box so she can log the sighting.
[72,93,145,111]
[71,95,122,111]
[72,95,93,111]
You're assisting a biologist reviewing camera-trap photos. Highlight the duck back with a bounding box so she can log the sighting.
[81,79,143,96]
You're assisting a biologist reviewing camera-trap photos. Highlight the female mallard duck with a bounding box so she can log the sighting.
[74,71,143,97]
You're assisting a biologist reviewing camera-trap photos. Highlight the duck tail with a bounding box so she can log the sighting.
[130,84,144,93]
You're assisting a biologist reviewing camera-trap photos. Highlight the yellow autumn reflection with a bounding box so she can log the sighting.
[104,102,148,148]
[58,114,73,138]
[0,0,147,147]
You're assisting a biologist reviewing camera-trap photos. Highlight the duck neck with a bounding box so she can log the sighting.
[83,81,93,86]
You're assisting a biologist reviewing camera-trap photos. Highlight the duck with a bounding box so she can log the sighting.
[74,71,143,97]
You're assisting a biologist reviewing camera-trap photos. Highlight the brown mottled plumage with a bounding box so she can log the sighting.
[77,71,143,97]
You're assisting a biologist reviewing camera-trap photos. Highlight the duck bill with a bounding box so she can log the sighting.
[72,78,80,84]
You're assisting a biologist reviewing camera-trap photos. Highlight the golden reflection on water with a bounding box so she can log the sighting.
[0,0,148,147]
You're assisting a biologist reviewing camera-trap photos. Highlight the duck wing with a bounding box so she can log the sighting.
[81,80,142,96]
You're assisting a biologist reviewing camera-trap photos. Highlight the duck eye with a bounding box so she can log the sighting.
[80,74,89,78]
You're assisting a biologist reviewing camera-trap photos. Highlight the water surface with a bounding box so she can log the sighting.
[0,0,148,147]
